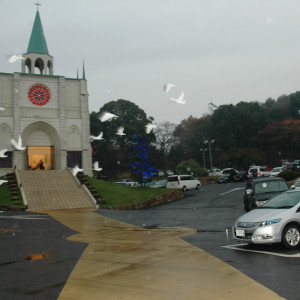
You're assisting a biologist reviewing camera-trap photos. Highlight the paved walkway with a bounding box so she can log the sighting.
[47,209,284,299]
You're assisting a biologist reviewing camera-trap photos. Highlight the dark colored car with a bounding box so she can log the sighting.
[217,170,237,183]
[243,177,289,212]
[233,170,247,182]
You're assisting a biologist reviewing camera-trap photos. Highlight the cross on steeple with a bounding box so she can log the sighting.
[35,1,41,11]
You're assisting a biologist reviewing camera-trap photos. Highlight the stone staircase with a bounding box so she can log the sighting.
[17,170,97,211]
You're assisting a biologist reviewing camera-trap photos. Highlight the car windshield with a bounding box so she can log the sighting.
[255,181,288,194]
[259,192,300,209]
[221,173,230,178]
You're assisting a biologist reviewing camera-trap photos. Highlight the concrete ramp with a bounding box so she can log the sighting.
[17,170,97,211]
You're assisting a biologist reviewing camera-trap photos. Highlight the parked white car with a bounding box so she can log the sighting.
[208,168,222,176]
[233,190,300,249]
[166,175,201,192]
[291,179,300,190]
[114,179,138,187]
[270,167,283,177]
[247,166,270,179]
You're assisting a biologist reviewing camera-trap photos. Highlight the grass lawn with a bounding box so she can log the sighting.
[86,177,174,208]
[0,175,25,208]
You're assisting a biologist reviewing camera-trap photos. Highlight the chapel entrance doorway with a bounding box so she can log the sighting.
[27,146,54,170]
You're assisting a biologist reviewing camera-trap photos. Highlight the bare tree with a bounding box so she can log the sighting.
[153,122,176,152]
[153,122,177,169]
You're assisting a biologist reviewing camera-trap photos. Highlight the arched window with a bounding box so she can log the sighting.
[47,60,53,75]
[25,58,32,73]
[34,58,44,74]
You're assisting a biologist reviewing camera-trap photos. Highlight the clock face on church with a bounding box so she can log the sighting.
[28,84,51,106]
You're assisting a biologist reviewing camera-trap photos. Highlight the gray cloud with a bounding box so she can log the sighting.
[2,0,300,124]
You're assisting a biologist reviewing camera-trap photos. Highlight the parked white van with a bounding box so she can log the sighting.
[166,175,201,192]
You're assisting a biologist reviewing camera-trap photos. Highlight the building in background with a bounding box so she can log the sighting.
[0,5,92,176]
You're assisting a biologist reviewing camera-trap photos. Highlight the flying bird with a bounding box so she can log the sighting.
[11,135,26,151]
[170,91,186,104]
[8,54,25,63]
[90,131,104,142]
[116,126,126,136]
[0,149,8,158]
[0,107,6,111]
[164,83,176,93]
[99,111,118,122]
[145,124,157,134]
[93,161,102,172]
[72,165,83,177]
[0,180,8,186]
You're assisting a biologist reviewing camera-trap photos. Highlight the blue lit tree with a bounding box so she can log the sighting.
[130,135,158,185]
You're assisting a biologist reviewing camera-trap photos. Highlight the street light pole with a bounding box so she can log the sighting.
[204,140,214,171]
[200,148,206,168]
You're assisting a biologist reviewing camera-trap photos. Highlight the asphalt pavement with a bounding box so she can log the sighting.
[1,182,298,299]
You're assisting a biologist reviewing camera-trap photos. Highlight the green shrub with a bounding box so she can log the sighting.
[278,170,297,182]
[176,159,208,177]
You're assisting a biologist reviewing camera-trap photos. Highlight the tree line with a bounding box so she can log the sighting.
[90,92,300,178]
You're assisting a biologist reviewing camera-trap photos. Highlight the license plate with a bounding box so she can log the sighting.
[235,229,245,237]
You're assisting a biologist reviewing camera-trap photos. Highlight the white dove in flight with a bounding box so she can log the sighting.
[90,131,104,142]
[116,126,126,136]
[170,91,186,104]
[0,107,6,111]
[99,111,118,122]
[72,165,83,177]
[164,83,176,93]
[8,54,25,63]
[93,161,103,172]
[0,180,8,186]
[11,135,26,150]
[0,149,8,158]
[145,124,157,134]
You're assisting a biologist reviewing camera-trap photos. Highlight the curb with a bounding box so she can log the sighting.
[99,189,184,210]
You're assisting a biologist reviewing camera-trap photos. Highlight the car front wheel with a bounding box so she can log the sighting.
[281,224,300,249]
[182,186,187,192]
[196,184,200,190]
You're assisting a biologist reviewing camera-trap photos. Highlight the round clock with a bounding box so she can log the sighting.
[28,84,51,106]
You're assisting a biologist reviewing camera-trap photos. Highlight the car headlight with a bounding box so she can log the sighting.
[258,218,281,227]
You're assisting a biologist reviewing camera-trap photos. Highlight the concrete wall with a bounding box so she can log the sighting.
[0,73,92,176]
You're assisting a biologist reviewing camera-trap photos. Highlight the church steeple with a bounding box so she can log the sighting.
[82,60,86,80]
[26,10,49,55]
[22,3,53,75]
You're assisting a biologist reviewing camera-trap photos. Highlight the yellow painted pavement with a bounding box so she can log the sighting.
[47,209,284,300]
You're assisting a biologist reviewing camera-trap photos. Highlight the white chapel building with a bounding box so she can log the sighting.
[0,7,92,176]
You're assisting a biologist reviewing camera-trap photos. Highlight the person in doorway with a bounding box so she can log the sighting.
[39,159,45,170]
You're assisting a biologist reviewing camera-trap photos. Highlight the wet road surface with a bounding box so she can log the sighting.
[48,209,281,299]
[0,211,86,299]
[0,182,293,299]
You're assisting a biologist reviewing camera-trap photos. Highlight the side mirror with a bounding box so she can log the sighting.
[290,185,295,190]
[246,189,253,195]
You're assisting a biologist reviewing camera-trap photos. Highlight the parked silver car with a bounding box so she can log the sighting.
[233,190,300,249]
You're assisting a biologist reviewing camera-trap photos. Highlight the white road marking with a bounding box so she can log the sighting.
[0,215,49,220]
[219,187,244,196]
[222,244,300,258]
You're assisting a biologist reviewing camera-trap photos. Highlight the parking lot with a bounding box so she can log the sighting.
[99,182,300,299]
[1,182,299,299]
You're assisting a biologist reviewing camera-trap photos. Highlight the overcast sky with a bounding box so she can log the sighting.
[1,0,300,124]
